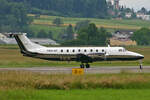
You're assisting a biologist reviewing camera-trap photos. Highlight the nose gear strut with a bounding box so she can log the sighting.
[139,60,143,70]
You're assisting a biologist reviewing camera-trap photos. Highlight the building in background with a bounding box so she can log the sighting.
[31,38,59,45]
[136,12,150,20]
[0,33,6,38]
[0,33,16,44]
[125,13,132,18]
[110,30,137,46]
[107,0,120,10]
[114,0,120,10]
[0,33,59,45]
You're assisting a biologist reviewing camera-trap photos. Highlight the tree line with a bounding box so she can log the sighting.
[7,0,108,18]
[62,23,112,46]
[131,28,150,46]
[0,0,32,32]
[1,0,150,46]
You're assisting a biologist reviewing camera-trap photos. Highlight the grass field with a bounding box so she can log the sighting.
[1,89,150,100]
[29,24,66,39]
[1,71,150,100]
[1,71,150,90]
[0,45,150,67]
[29,14,150,41]
[0,58,150,100]
[31,15,150,30]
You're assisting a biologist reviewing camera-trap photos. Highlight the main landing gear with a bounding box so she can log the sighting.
[80,63,90,68]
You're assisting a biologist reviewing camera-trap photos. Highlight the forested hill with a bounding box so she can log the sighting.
[7,0,108,18]
[0,0,31,32]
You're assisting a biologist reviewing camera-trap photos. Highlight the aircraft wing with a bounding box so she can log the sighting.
[76,53,105,63]
[76,54,93,63]
[87,53,105,56]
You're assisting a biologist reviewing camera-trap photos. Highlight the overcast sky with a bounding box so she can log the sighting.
[120,0,150,11]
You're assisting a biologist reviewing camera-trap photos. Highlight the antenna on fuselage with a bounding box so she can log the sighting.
[106,39,110,47]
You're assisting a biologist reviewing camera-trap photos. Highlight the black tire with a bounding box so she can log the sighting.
[80,64,84,68]
[86,64,90,68]
[140,65,143,70]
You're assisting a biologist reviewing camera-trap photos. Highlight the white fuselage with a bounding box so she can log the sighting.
[31,46,144,61]
[12,33,144,63]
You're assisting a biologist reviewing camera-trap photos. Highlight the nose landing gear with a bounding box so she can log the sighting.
[139,60,143,70]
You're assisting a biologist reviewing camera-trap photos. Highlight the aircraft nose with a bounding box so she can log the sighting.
[136,53,144,59]
[128,51,144,60]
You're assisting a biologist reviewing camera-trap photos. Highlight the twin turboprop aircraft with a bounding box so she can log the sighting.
[10,33,144,69]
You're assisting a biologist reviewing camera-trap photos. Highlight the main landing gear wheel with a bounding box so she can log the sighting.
[86,63,90,68]
[80,63,90,68]
[80,64,84,68]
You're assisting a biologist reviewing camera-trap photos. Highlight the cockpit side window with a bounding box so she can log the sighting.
[119,49,122,52]
[119,48,126,52]
[123,48,126,52]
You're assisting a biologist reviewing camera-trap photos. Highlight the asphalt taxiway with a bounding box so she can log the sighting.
[0,66,150,74]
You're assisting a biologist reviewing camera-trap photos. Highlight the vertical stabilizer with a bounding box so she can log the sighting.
[11,33,46,52]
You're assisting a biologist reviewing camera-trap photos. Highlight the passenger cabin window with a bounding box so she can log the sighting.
[102,49,104,52]
[67,49,69,52]
[96,50,98,52]
[78,49,81,52]
[72,50,75,52]
[61,50,63,52]
[90,49,93,52]
[84,49,87,52]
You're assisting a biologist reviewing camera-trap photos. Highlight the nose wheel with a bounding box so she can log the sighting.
[86,63,90,68]
[139,60,143,70]
[140,64,142,70]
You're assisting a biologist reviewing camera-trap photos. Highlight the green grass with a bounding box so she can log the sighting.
[1,71,150,90]
[1,89,150,100]
[29,15,150,43]
[29,15,150,41]
[32,15,150,30]
[1,71,150,100]
[0,45,150,67]
[29,24,66,39]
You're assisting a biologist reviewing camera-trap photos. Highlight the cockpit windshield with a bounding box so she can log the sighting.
[119,48,126,52]
[123,48,126,52]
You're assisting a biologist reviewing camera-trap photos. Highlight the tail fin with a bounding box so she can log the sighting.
[10,33,46,53]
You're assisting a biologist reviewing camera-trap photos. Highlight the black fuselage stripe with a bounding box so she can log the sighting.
[14,35,24,51]
[14,35,27,51]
